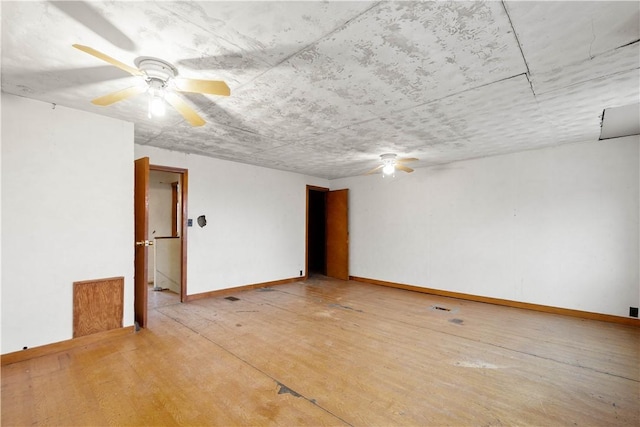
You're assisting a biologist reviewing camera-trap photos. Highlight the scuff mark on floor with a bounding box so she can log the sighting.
[277,381,302,398]
[328,303,363,312]
[428,305,460,314]
[449,318,464,325]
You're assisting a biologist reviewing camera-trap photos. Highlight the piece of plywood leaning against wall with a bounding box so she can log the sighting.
[73,277,124,338]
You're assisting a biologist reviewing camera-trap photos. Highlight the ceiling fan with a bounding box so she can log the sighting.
[72,44,230,126]
[366,153,418,177]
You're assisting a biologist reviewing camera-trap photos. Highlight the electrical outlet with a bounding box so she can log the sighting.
[630,307,638,318]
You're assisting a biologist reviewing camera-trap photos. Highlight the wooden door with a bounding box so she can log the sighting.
[134,157,150,328]
[325,189,349,280]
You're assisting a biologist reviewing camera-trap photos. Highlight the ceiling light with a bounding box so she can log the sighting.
[380,153,397,177]
[365,153,418,176]
[382,163,395,177]
[148,93,166,117]
[147,78,166,118]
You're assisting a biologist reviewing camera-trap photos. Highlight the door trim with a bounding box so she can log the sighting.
[150,164,188,303]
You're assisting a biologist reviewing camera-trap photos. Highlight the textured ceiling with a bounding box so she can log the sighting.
[2,1,638,179]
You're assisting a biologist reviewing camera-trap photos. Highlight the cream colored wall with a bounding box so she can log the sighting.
[1,94,135,353]
[134,144,330,296]
[3,92,635,355]
[332,137,639,318]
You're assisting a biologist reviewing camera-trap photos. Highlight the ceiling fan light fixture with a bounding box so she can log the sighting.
[147,78,167,118]
[148,92,166,118]
[382,163,395,177]
[364,153,417,177]
[380,153,397,177]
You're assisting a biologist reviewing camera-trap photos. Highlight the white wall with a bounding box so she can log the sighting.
[332,138,639,317]
[1,94,134,353]
[134,145,329,296]
[2,92,634,355]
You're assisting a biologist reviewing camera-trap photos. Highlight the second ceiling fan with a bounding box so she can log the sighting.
[73,44,230,126]
[366,153,418,177]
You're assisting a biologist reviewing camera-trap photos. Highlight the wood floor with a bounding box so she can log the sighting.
[2,276,639,426]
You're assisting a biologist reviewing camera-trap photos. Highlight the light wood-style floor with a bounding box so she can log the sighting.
[2,276,639,426]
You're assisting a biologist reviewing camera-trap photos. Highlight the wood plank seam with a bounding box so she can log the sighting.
[153,307,352,425]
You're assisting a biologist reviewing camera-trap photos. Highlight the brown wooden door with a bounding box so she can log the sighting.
[134,157,150,328]
[325,189,349,280]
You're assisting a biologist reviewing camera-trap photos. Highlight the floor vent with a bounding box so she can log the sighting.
[224,296,240,301]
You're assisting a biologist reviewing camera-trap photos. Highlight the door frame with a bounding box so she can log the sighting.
[135,160,189,329]
[306,185,350,280]
[149,164,189,303]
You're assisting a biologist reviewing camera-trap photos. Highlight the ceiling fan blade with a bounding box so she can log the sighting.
[73,44,143,76]
[91,85,146,106]
[165,92,206,127]
[365,165,384,175]
[396,164,414,173]
[397,157,418,163]
[174,78,230,96]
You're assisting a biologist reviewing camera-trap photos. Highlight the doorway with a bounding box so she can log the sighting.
[148,169,182,309]
[306,186,349,280]
[307,187,328,275]
[134,158,188,328]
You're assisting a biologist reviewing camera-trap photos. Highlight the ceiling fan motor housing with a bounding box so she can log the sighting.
[380,153,397,165]
[134,57,178,85]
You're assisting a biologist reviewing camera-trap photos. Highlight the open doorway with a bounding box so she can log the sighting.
[307,186,328,276]
[134,159,188,328]
[147,169,182,309]
[306,186,349,280]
